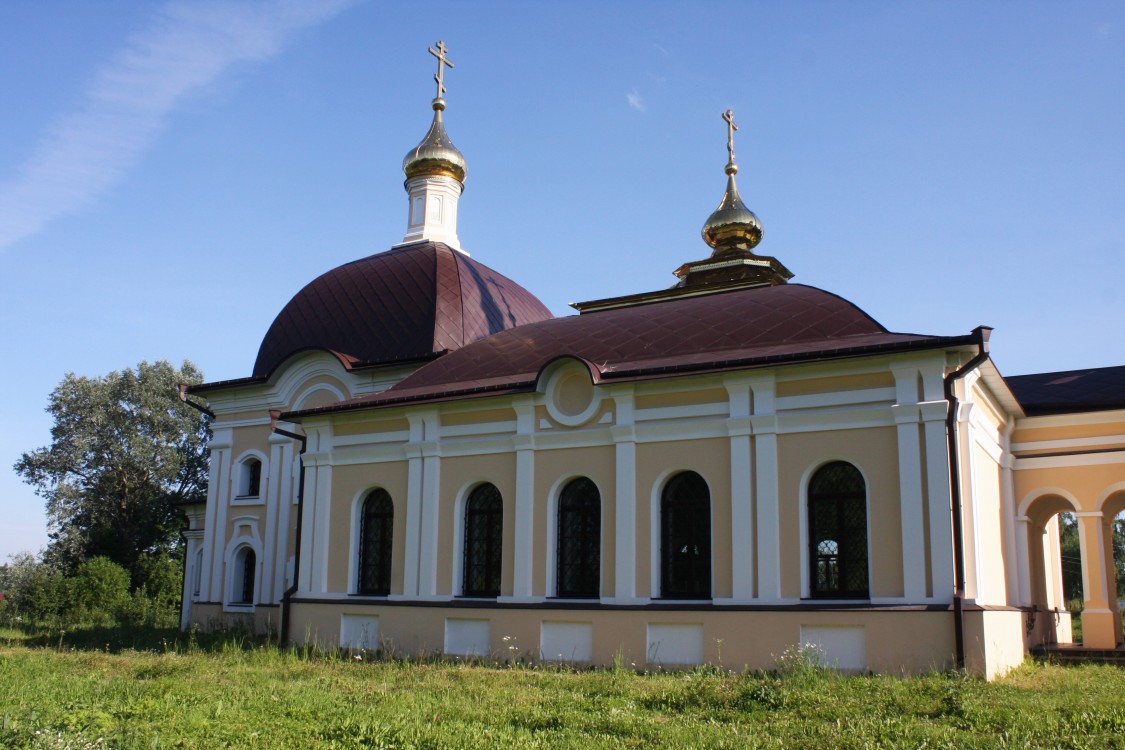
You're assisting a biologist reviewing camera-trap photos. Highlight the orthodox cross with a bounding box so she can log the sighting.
[429,40,454,100]
[723,109,738,165]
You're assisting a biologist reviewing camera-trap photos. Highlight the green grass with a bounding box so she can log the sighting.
[2,626,1124,749]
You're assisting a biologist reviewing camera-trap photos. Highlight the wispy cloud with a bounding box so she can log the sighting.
[626,88,646,113]
[0,0,358,252]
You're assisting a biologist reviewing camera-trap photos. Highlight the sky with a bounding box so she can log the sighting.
[1,1,1122,562]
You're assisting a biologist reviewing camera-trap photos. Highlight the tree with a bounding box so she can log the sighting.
[1058,512,1125,605]
[15,360,211,583]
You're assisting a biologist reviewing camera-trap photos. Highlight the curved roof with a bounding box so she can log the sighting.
[253,241,552,378]
[298,284,971,415]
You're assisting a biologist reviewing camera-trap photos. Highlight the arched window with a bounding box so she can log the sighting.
[233,546,256,604]
[358,489,393,595]
[463,484,503,597]
[556,477,601,599]
[660,471,711,599]
[808,461,868,598]
[237,457,262,498]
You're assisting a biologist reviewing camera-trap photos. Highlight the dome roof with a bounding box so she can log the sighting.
[701,170,763,252]
[253,241,552,378]
[402,103,467,183]
[306,284,972,414]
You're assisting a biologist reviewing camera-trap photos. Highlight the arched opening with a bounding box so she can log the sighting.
[660,471,711,600]
[1023,494,1080,645]
[1103,493,1125,642]
[232,546,256,605]
[358,489,393,596]
[463,484,503,598]
[807,462,868,599]
[556,477,601,599]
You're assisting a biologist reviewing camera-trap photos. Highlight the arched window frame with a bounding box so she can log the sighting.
[355,488,394,596]
[553,477,601,599]
[460,483,504,598]
[228,544,258,607]
[233,451,268,504]
[803,460,870,600]
[658,471,712,600]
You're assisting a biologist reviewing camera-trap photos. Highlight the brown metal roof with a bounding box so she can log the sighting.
[291,284,973,417]
[1006,365,1125,416]
[252,241,552,378]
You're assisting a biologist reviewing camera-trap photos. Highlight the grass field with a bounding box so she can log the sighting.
[2,626,1124,749]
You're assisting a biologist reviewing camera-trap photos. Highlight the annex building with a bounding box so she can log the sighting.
[180,44,1125,678]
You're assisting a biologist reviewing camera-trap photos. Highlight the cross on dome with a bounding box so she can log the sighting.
[429,40,454,102]
[723,109,738,167]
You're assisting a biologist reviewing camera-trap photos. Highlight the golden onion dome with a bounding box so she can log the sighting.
[402,99,467,184]
[701,162,762,252]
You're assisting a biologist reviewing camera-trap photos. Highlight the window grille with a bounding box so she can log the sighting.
[808,462,868,598]
[660,471,711,599]
[463,484,503,597]
[359,489,393,595]
[556,477,601,598]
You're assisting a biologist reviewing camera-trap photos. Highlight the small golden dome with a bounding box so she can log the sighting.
[403,100,467,184]
[701,110,761,253]
[701,166,762,252]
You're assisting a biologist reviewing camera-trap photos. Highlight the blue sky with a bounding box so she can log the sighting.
[1,1,1122,562]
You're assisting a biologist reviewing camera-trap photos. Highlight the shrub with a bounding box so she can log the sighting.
[70,557,131,626]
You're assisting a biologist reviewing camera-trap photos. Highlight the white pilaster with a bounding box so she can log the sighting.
[726,377,754,602]
[1000,423,1019,605]
[262,435,284,602]
[302,424,334,595]
[750,376,781,602]
[923,409,955,602]
[271,437,293,601]
[418,451,442,598]
[891,366,928,602]
[402,414,427,597]
[511,401,536,601]
[414,411,442,598]
[1015,516,1032,606]
[613,387,639,602]
[206,428,232,600]
[959,391,984,602]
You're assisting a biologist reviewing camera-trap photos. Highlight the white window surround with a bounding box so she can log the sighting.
[545,474,604,599]
[451,480,503,598]
[797,459,873,601]
[223,522,262,612]
[225,543,259,612]
[348,485,395,595]
[232,450,269,505]
[649,468,714,601]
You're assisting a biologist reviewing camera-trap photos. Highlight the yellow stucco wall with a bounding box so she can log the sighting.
[287,601,961,675]
[531,446,617,596]
[634,439,731,599]
[777,427,903,599]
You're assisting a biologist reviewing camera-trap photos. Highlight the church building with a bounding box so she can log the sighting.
[180,43,1125,678]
